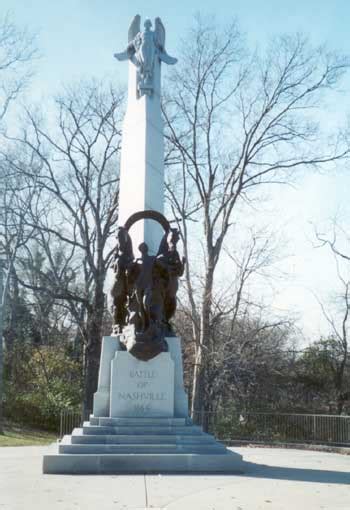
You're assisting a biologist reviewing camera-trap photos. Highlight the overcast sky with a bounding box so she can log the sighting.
[2,0,350,342]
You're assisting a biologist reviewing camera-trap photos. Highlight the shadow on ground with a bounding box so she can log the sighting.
[242,461,350,485]
[76,462,349,485]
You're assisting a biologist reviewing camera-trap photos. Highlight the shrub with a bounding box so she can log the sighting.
[4,343,83,431]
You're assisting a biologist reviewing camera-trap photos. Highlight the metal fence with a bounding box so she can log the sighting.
[59,409,350,446]
[193,411,350,446]
[59,409,91,439]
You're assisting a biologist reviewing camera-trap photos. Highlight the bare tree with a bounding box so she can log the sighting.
[0,164,38,377]
[164,17,350,417]
[176,226,293,423]
[0,12,37,123]
[0,12,37,433]
[315,224,350,413]
[2,81,123,411]
[0,158,34,437]
[0,259,5,433]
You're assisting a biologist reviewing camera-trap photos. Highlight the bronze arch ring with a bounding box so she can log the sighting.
[123,209,170,233]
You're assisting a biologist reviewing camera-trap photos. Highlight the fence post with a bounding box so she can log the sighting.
[313,414,316,442]
[59,410,63,439]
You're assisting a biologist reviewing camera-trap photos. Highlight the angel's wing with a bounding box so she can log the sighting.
[159,52,177,65]
[155,17,165,49]
[128,14,141,42]
[114,51,129,61]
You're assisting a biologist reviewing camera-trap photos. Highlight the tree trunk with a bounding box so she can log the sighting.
[0,262,4,434]
[191,345,203,421]
[4,268,19,379]
[336,398,344,415]
[82,283,105,415]
[83,337,101,415]
[190,264,214,425]
[335,355,347,415]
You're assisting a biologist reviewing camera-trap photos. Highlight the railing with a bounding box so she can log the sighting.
[59,409,350,446]
[59,409,91,439]
[193,411,350,446]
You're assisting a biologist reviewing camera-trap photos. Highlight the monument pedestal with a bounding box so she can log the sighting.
[110,351,175,417]
[93,336,188,418]
[43,336,245,474]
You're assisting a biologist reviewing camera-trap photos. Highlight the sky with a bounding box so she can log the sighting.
[2,0,350,342]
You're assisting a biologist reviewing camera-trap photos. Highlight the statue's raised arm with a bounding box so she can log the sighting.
[114,15,177,97]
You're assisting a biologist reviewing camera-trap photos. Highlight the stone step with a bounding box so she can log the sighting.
[70,431,216,445]
[43,451,244,474]
[90,417,188,427]
[58,442,226,455]
[82,424,203,436]
[89,416,99,425]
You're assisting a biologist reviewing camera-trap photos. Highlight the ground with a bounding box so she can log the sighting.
[0,421,57,447]
[0,446,349,509]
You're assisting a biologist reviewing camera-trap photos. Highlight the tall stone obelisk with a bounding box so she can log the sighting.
[115,15,177,254]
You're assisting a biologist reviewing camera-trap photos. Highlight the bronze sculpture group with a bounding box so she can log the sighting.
[110,211,185,361]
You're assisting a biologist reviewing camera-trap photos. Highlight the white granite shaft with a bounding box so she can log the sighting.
[118,58,164,255]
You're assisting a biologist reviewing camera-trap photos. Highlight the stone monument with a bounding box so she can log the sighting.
[43,15,244,474]
[115,15,176,255]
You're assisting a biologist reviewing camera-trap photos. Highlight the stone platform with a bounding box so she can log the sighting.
[43,336,244,474]
[43,415,244,474]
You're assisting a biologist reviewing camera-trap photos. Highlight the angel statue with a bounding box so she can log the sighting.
[114,15,177,96]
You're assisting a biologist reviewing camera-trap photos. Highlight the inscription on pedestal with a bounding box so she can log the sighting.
[110,352,174,417]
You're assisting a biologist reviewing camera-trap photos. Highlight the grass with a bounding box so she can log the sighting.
[0,420,58,446]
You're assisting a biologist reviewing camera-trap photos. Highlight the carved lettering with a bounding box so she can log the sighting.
[137,381,149,389]
[130,370,157,379]
[133,403,151,414]
[117,391,166,401]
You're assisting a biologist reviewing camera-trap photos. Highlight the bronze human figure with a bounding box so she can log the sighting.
[110,211,184,361]
[110,227,134,334]
[157,228,185,333]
